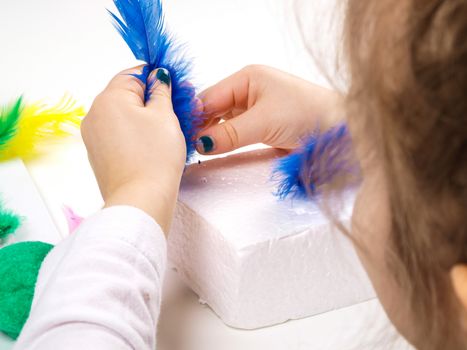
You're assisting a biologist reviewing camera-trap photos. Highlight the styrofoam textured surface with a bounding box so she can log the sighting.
[169,149,375,329]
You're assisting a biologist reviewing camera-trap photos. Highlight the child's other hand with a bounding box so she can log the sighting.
[196,65,343,155]
[81,66,186,234]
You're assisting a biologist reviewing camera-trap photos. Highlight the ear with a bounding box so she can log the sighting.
[451,265,467,311]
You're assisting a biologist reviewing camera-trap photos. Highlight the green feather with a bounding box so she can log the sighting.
[0,98,23,150]
[0,202,21,241]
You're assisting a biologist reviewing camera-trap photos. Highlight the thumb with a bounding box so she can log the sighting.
[196,107,263,155]
[146,68,173,111]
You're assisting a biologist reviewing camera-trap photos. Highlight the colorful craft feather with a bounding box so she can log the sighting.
[0,202,20,241]
[0,99,22,151]
[0,94,82,337]
[0,96,84,161]
[109,0,202,160]
[274,123,359,199]
[63,206,84,234]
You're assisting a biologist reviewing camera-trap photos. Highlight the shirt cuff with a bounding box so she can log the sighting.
[74,205,167,272]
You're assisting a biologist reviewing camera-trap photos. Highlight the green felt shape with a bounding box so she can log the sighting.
[0,241,53,339]
[0,206,21,240]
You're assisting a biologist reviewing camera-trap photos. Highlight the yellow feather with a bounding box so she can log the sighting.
[0,96,84,161]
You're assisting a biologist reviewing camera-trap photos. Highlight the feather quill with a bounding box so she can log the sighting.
[109,0,202,160]
[274,123,359,199]
[0,96,84,161]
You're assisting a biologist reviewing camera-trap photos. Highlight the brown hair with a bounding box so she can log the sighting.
[343,0,467,348]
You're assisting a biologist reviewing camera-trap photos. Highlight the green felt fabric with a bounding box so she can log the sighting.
[0,241,53,339]
[0,206,21,240]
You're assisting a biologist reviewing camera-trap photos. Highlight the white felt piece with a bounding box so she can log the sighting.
[169,149,375,330]
[0,158,61,349]
[0,158,61,245]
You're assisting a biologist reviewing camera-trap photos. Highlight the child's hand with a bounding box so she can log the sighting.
[196,65,343,154]
[81,66,186,234]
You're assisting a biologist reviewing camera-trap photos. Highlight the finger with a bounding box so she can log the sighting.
[146,68,173,111]
[104,65,148,104]
[222,108,245,120]
[199,68,252,120]
[199,116,222,131]
[196,107,264,155]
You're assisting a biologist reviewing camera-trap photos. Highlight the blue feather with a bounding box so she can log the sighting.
[273,123,359,199]
[109,0,202,160]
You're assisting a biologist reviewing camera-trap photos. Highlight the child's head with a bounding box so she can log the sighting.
[343,0,467,348]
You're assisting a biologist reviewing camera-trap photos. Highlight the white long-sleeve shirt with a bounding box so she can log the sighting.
[14,206,166,350]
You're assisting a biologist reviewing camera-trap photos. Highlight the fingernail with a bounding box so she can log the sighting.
[156,68,171,87]
[148,68,171,91]
[197,136,215,153]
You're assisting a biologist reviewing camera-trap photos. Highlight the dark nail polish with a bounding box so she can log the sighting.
[198,136,214,153]
[156,68,171,87]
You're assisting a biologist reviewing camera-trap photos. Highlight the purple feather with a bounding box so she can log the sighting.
[273,123,359,199]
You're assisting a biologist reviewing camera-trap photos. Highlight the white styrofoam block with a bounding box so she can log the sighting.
[169,149,375,330]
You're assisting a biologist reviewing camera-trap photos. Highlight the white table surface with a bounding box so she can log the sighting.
[0,1,412,349]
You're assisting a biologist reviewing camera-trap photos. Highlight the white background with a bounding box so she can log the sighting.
[0,1,412,349]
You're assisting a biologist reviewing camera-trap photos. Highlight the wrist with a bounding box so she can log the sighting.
[104,172,182,236]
